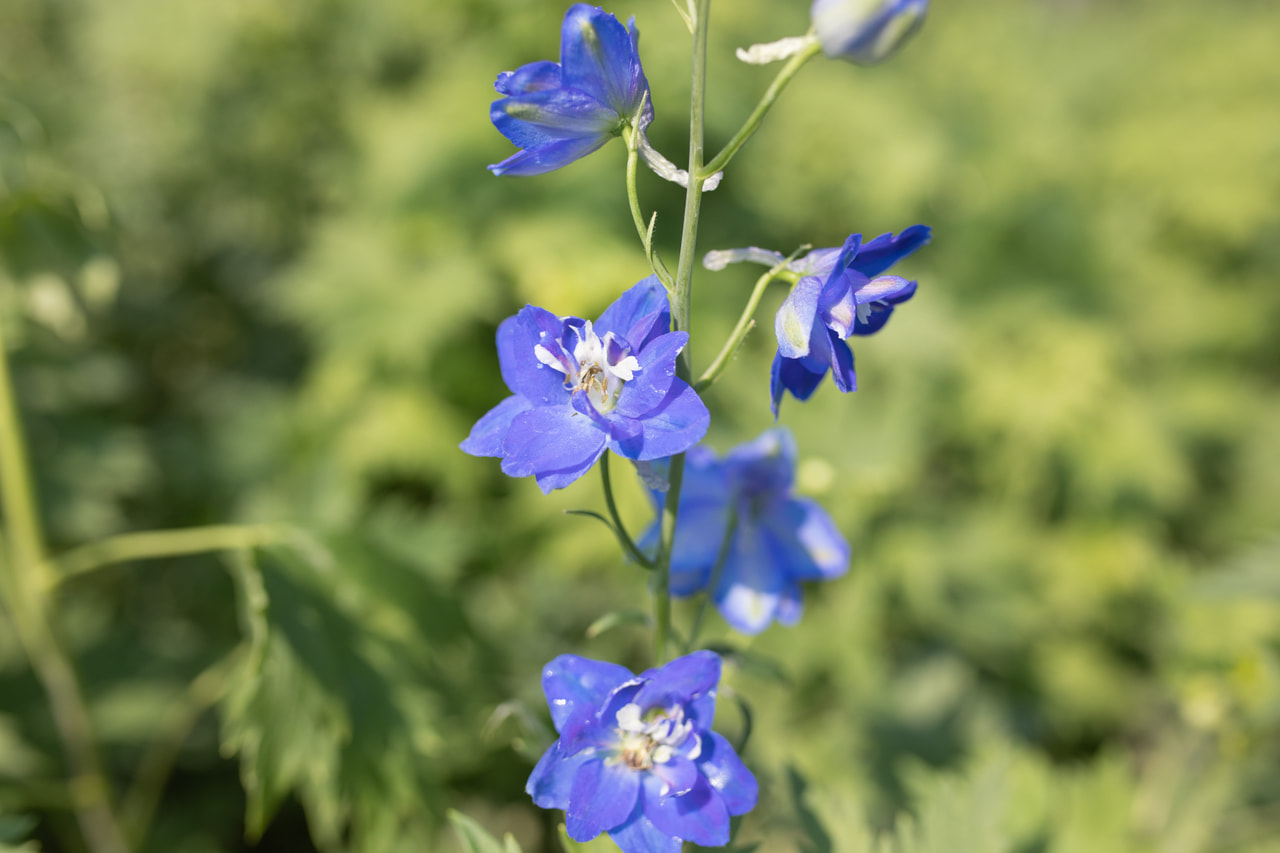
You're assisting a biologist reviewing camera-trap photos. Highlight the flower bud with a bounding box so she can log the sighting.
[810,0,928,64]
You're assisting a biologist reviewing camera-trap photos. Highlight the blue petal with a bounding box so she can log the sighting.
[567,759,641,840]
[726,428,796,495]
[770,352,827,416]
[813,328,856,393]
[650,755,698,798]
[715,524,786,634]
[594,276,670,349]
[634,650,721,712]
[668,502,731,594]
[542,655,635,734]
[697,732,758,816]
[488,133,612,177]
[460,395,533,457]
[774,275,823,359]
[608,800,682,853]
[776,583,804,626]
[560,4,649,119]
[501,405,607,489]
[527,739,598,809]
[614,331,686,417]
[495,60,562,96]
[643,774,730,847]
[791,497,851,578]
[497,307,569,404]
[621,380,709,461]
[847,225,931,277]
[851,276,917,336]
[491,88,618,146]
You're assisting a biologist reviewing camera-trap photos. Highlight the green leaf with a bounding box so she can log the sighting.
[557,824,619,852]
[447,810,523,853]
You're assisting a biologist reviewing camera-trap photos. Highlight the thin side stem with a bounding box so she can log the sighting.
[685,508,737,653]
[53,524,291,585]
[599,453,652,568]
[695,250,807,392]
[0,321,131,853]
[701,38,821,178]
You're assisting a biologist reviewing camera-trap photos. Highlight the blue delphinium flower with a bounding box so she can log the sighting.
[489,4,653,176]
[811,0,929,65]
[772,225,930,414]
[528,651,757,853]
[460,277,708,493]
[641,429,849,634]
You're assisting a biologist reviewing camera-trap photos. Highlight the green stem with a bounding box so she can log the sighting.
[599,453,651,568]
[684,508,737,653]
[695,250,806,392]
[651,453,685,665]
[53,524,291,585]
[701,38,821,178]
[624,127,674,291]
[0,320,131,853]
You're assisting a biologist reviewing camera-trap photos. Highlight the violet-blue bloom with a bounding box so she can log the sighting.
[772,225,930,414]
[641,430,850,634]
[460,277,708,493]
[811,0,929,64]
[489,4,653,176]
[528,651,757,853]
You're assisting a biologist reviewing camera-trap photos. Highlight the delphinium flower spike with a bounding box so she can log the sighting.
[640,429,849,634]
[528,651,758,852]
[772,225,930,413]
[489,4,653,176]
[460,277,709,493]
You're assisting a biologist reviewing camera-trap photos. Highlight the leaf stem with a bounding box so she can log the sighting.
[624,121,674,291]
[701,38,821,178]
[0,317,131,853]
[52,524,293,585]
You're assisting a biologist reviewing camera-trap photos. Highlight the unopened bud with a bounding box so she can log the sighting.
[810,0,928,65]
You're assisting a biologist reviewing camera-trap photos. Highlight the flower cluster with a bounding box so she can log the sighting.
[528,652,757,853]
[642,429,850,634]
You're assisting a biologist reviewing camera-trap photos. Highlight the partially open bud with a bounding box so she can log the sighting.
[810,0,928,65]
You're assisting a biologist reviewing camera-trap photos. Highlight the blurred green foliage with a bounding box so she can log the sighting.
[1,0,1279,851]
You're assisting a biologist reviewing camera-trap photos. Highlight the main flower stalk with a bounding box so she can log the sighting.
[653,0,711,666]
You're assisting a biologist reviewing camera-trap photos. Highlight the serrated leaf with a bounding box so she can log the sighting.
[219,538,492,852]
[448,810,523,853]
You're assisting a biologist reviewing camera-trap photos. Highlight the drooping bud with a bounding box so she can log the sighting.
[810,0,928,65]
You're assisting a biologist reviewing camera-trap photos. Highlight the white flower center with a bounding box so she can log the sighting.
[534,320,641,413]
[611,702,700,773]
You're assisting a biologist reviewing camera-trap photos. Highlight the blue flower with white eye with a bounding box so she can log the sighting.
[528,651,757,853]
[460,277,708,493]
[489,4,653,176]
[811,0,929,64]
[772,225,930,414]
[641,429,850,635]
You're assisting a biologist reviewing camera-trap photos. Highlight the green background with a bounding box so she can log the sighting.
[1,0,1279,850]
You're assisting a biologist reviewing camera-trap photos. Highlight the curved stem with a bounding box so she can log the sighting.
[53,524,294,585]
[625,129,675,291]
[695,250,806,392]
[599,453,652,568]
[701,38,821,178]
[684,508,736,653]
[651,453,685,666]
